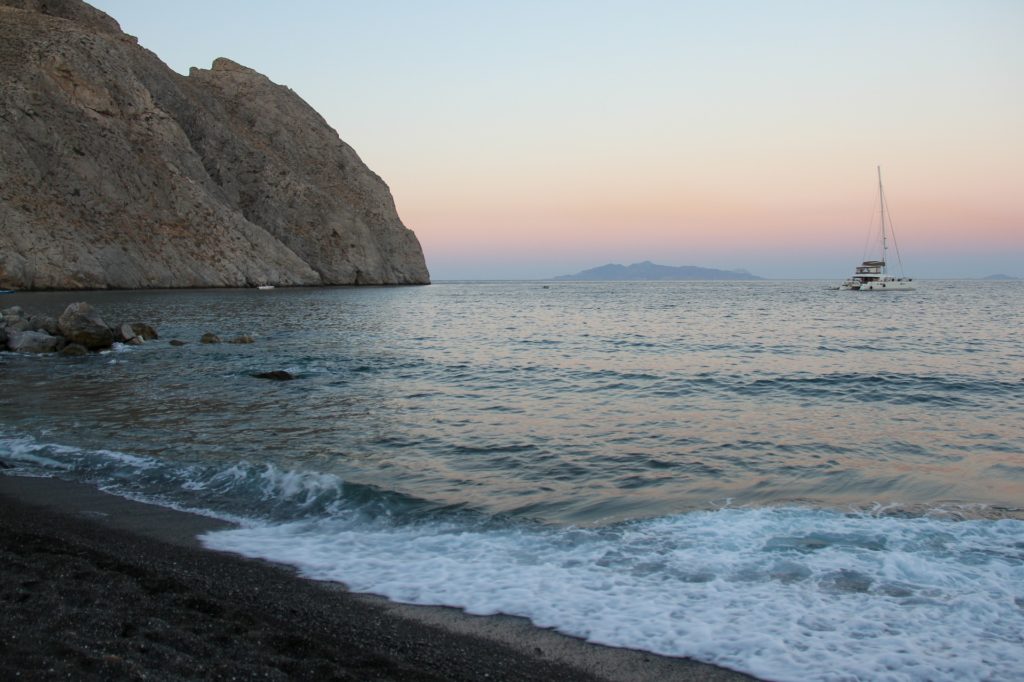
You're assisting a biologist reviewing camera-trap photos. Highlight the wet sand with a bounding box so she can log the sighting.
[0,475,755,681]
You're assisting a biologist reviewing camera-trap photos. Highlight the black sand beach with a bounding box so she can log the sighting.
[0,475,753,681]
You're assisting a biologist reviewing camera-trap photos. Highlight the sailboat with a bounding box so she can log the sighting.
[839,167,914,291]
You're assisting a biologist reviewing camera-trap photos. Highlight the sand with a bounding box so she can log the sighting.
[0,474,755,681]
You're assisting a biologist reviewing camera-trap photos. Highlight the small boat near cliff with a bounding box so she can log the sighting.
[256,285,275,290]
[839,167,914,291]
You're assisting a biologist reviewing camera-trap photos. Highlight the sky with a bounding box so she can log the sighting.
[89,0,1023,279]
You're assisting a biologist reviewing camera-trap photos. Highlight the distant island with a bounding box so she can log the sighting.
[553,261,762,281]
[982,274,1020,281]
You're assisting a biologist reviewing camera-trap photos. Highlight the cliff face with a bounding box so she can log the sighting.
[0,0,430,289]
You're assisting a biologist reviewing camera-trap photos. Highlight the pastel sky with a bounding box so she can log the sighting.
[90,0,1023,279]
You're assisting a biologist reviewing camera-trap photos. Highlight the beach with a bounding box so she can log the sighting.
[0,474,753,681]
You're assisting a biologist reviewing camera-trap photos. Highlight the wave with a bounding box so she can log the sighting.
[646,371,1022,408]
[0,432,431,524]
[203,506,1024,682]
[4,431,1023,680]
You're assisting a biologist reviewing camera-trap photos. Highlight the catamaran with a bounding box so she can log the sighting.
[839,167,914,291]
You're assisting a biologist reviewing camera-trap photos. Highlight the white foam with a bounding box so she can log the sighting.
[0,434,76,469]
[5,430,1022,679]
[202,507,1024,681]
[0,433,349,523]
[177,461,345,506]
[0,433,160,473]
[93,449,158,469]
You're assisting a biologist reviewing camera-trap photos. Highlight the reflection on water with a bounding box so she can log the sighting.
[1,281,1023,523]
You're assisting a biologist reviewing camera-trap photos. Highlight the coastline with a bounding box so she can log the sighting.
[0,475,754,681]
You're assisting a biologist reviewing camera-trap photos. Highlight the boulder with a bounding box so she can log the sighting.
[115,321,150,342]
[61,343,89,356]
[58,302,113,349]
[254,370,294,381]
[115,322,158,341]
[28,314,60,335]
[3,316,29,332]
[227,335,255,344]
[1,306,24,321]
[200,332,221,344]
[3,306,26,331]
[130,323,159,340]
[6,330,61,353]
[169,339,187,346]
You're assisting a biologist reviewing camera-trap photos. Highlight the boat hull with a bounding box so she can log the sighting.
[859,280,914,291]
[839,276,915,291]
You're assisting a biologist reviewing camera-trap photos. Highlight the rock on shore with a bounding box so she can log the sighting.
[0,0,430,290]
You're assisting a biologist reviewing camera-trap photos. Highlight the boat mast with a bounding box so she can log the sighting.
[878,165,887,273]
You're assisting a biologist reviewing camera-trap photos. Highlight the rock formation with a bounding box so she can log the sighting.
[2,302,127,352]
[0,0,430,290]
[1,301,266,353]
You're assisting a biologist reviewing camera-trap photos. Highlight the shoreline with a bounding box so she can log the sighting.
[0,474,754,681]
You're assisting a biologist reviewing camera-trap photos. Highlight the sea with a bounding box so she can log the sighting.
[1,280,1022,681]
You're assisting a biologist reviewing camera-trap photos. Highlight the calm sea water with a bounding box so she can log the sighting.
[2,281,1023,680]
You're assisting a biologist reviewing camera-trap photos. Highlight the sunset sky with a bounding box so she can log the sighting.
[91,0,1023,279]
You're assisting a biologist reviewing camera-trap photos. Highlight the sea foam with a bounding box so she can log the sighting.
[0,432,352,522]
[4,430,1023,680]
[203,507,1024,682]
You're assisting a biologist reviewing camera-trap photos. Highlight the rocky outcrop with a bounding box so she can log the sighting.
[1,305,281,352]
[2,302,156,353]
[0,0,429,290]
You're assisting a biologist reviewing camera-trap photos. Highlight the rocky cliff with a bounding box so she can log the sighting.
[0,0,430,289]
